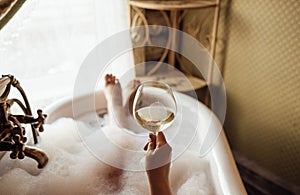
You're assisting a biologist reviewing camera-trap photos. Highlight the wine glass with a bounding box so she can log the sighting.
[133,81,177,133]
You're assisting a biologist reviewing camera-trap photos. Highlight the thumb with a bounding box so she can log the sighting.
[156,132,167,148]
[148,141,155,151]
[144,133,156,151]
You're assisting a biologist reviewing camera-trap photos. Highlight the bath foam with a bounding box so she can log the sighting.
[0,118,214,194]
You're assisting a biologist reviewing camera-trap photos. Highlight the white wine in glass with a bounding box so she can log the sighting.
[133,81,177,133]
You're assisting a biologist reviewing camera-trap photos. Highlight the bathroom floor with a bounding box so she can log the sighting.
[236,163,294,195]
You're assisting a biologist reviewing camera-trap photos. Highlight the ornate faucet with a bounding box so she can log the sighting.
[0,74,48,168]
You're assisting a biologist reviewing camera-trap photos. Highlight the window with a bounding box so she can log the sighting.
[0,0,133,109]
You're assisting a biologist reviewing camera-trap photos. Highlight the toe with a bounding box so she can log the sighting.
[126,79,141,89]
[105,74,113,86]
[111,75,116,83]
[105,74,119,86]
[134,79,141,88]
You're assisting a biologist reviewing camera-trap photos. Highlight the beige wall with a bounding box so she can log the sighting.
[176,0,300,188]
[218,0,300,187]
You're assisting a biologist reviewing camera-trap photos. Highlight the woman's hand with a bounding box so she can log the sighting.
[144,132,172,195]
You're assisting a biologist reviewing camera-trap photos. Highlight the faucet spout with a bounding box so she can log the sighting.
[24,146,49,169]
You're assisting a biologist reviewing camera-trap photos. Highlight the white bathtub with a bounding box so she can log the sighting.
[45,90,247,195]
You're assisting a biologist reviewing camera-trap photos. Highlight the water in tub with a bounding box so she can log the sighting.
[0,110,215,194]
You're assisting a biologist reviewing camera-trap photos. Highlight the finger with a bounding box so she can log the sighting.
[156,132,167,148]
[148,133,156,150]
[143,142,149,151]
[144,133,156,151]
[148,141,155,151]
[149,133,156,148]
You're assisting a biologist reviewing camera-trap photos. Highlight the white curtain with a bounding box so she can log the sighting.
[0,0,134,109]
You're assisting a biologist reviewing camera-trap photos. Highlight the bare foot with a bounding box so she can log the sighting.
[104,74,123,108]
[124,79,141,115]
[104,74,128,127]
